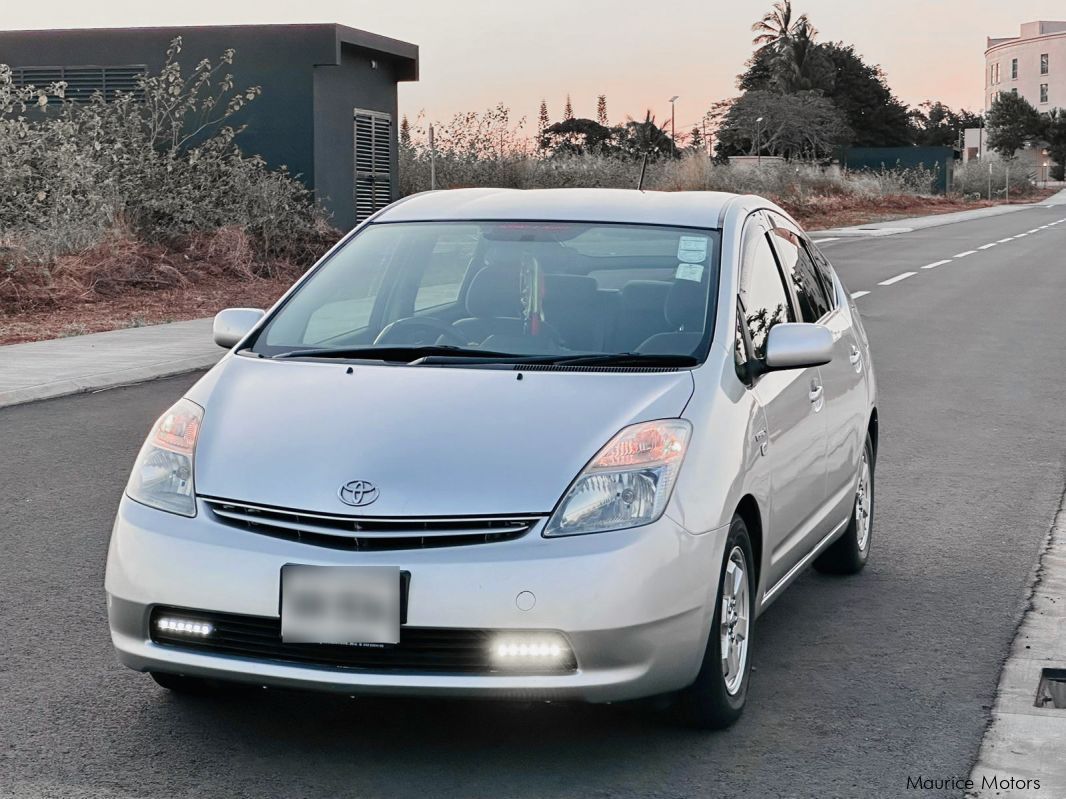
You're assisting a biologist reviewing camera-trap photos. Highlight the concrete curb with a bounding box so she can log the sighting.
[967,491,1066,797]
[0,352,219,409]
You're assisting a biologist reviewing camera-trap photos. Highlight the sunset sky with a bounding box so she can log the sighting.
[4,1,1065,134]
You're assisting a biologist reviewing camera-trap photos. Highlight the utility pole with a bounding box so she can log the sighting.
[429,124,436,191]
[755,116,764,166]
[669,96,679,154]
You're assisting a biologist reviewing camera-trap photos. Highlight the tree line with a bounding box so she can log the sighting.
[399,1,1064,178]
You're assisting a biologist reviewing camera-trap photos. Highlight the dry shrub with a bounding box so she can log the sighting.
[183,226,258,280]
[53,235,186,298]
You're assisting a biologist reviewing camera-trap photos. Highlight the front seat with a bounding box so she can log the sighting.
[452,267,526,345]
[608,281,672,352]
[543,274,604,351]
[636,278,708,355]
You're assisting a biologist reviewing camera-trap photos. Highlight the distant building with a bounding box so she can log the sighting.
[985,21,1066,113]
[0,24,419,229]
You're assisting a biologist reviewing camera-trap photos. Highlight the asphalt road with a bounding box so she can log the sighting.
[2,205,1066,799]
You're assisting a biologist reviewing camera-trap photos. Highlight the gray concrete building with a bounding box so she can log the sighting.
[0,24,419,229]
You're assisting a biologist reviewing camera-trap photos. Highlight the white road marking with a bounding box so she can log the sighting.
[1013,233,1028,238]
[850,290,870,299]
[978,243,997,250]
[879,271,916,286]
[922,259,952,269]
[997,238,1015,243]
[955,250,978,258]
[1028,229,1040,234]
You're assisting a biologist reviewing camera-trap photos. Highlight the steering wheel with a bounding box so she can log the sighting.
[373,316,469,347]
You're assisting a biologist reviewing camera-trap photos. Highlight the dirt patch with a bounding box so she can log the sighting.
[790,191,1057,231]
[0,275,295,345]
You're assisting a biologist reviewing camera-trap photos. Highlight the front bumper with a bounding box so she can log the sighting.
[106,496,728,702]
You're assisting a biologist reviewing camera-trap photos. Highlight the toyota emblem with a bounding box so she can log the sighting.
[338,480,379,507]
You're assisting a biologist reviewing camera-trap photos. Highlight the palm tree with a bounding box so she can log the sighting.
[773,18,831,93]
[751,0,811,51]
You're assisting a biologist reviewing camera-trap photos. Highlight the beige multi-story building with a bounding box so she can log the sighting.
[986,20,1066,112]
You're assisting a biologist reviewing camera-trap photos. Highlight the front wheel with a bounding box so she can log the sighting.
[814,432,874,575]
[676,515,755,729]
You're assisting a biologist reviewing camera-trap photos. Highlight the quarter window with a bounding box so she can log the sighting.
[770,228,832,322]
[739,222,793,360]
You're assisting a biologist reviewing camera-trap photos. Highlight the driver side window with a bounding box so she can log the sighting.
[738,220,794,361]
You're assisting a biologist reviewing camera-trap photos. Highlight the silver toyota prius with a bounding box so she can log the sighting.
[106,188,877,728]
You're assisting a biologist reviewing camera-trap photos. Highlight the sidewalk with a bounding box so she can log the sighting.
[969,498,1066,797]
[810,189,1066,239]
[0,318,220,408]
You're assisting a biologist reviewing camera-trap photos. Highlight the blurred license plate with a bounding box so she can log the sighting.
[281,565,400,645]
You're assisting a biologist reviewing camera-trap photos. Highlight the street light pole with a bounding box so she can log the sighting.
[755,116,764,166]
[669,96,679,154]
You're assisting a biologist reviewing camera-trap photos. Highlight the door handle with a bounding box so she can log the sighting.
[809,382,824,404]
[849,346,862,365]
[753,428,768,456]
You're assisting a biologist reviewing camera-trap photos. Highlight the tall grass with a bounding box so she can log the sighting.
[401,147,942,203]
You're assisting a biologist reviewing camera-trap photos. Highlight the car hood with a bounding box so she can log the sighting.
[188,356,694,517]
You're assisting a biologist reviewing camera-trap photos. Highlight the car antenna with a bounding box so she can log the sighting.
[637,152,649,191]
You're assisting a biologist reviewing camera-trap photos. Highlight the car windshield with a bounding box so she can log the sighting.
[248,221,721,364]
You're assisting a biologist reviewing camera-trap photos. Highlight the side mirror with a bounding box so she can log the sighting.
[763,322,833,371]
[213,308,265,349]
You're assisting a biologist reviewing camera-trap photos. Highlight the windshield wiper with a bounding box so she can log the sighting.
[413,351,700,367]
[272,345,516,362]
[541,352,700,367]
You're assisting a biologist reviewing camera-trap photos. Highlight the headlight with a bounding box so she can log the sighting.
[544,419,692,537]
[126,398,204,517]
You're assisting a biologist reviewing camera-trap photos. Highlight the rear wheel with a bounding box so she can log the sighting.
[814,432,874,575]
[676,515,754,729]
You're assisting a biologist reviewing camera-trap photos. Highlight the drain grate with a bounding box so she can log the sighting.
[1035,669,1066,708]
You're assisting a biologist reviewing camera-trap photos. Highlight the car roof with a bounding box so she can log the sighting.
[374,188,747,229]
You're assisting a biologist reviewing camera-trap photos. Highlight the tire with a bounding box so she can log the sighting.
[150,671,227,695]
[676,514,755,730]
[814,432,874,575]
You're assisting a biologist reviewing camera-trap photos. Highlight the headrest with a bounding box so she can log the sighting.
[619,280,671,312]
[665,278,708,331]
[466,267,523,318]
[543,274,599,314]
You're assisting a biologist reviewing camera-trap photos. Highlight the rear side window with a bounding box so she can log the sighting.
[739,222,793,360]
[771,228,831,322]
[808,245,839,309]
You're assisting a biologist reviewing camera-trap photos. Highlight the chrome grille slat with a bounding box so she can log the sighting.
[201,497,540,551]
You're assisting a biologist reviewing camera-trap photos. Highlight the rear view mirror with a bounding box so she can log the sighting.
[763,323,833,371]
[213,308,265,349]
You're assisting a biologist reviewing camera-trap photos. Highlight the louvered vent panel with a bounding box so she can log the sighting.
[354,108,393,223]
[11,65,146,102]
